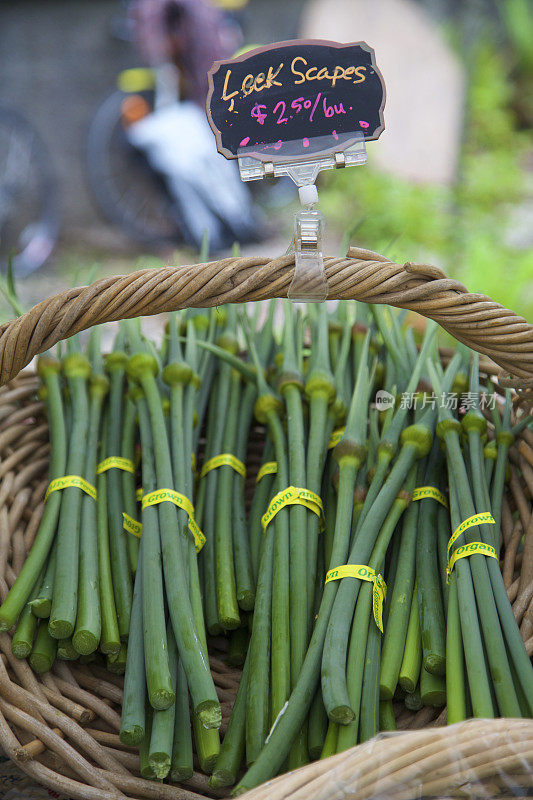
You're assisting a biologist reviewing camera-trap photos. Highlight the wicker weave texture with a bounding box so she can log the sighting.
[0,248,532,384]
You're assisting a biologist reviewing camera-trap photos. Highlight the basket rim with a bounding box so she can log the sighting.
[0,248,532,386]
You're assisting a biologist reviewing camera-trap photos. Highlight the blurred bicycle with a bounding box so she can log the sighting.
[87,0,269,253]
[0,105,60,277]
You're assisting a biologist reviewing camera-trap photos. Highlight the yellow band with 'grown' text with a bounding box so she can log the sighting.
[96,457,135,475]
[447,541,498,583]
[411,486,448,508]
[141,488,205,552]
[200,453,246,479]
[325,564,387,632]
[256,461,278,483]
[45,476,97,503]
[261,486,324,531]
[447,512,495,559]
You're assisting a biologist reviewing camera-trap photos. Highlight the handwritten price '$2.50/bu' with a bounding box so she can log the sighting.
[250,92,370,131]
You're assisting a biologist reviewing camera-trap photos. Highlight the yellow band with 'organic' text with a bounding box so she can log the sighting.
[325,564,387,632]
[447,541,498,583]
[447,512,495,559]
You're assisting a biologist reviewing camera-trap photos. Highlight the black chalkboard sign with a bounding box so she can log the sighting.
[206,39,385,160]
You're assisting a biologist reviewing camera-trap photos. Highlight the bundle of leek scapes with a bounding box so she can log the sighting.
[1,299,531,791]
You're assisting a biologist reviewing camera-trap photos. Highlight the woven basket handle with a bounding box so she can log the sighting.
[1,247,532,386]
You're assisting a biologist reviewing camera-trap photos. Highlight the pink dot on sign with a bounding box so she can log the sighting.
[303,138,309,148]
[332,130,339,139]
[359,120,369,129]
[239,136,250,147]
[273,140,282,150]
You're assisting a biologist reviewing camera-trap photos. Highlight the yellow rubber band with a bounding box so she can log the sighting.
[412,486,448,508]
[96,457,135,475]
[142,488,194,518]
[325,565,387,632]
[123,512,142,539]
[256,461,277,483]
[191,453,197,473]
[136,487,143,502]
[447,512,495,559]
[187,517,206,553]
[45,476,97,503]
[447,542,498,583]
[328,427,346,450]
[141,488,205,552]
[261,486,324,532]
[200,453,246,479]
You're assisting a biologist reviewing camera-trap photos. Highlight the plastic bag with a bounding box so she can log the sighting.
[127,101,257,250]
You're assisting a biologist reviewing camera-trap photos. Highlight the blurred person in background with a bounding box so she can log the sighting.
[130,0,243,106]
[118,0,257,251]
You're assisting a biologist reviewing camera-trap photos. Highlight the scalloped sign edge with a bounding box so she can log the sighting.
[206,38,386,159]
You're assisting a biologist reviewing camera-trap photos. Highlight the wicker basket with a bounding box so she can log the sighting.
[0,247,532,800]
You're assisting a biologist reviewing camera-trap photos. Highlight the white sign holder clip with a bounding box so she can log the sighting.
[237,132,367,302]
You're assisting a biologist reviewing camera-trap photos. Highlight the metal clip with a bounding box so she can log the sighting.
[237,132,367,303]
